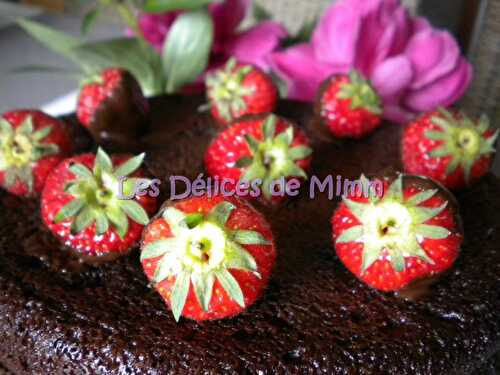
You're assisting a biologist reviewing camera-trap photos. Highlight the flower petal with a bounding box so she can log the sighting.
[227,21,288,71]
[312,2,361,70]
[271,44,334,101]
[405,58,473,112]
[371,55,413,98]
[406,29,461,90]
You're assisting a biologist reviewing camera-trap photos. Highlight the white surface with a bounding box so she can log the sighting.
[41,90,78,116]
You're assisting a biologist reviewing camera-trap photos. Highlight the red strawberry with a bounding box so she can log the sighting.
[41,148,158,257]
[205,58,278,126]
[77,68,149,142]
[402,108,498,189]
[140,195,275,321]
[332,174,463,292]
[316,71,382,138]
[0,110,72,196]
[205,114,313,201]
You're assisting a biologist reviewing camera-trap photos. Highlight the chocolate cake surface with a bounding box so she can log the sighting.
[0,95,499,374]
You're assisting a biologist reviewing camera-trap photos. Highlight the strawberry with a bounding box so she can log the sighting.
[140,195,275,321]
[76,68,149,141]
[332,174,463,292]
[205,114,313,201]
[316,71,382,138]
[402,108,498,189]
[41,148,158,257]
[205,58,278,126]
[0,110,72,196]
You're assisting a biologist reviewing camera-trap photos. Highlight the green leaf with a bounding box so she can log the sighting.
[390,251,405,273]
[275,126,294,146]
[142,0,218,12]
[244,134,260,154]
[241,163,266,183]
[361,243,382,273]
[94,148,113,174]
[114,153,145,177]
[342,198,368,221]
[141,239,176,261]
[336,225,363,243]
[17,18,83,67]
[385,175,403,201]
[69,163,93,179]
[288,146,312,161]
[191,272,215,312]
[415,224,451,239]
[184,213,204,228]
[162,9,214,93]
[121,200,149,225]
[235,156,253,168]
[263,115,277,140]
[215,269,245,307]
[32,126,52,141]
[18,117,33,134]
[429,145,450,158]
[54,199,85,223]
[171,271,191,321]
[208,201,235,227]
[405,189,437,207]
[232,230,270,245]
[107,206,129,239]
[71,207,95,234]
[73,38,164,95]
[424,130,445,141]
[412,203,448,224]
[0,119,13,135]
[95,211,109,235]
[445,157,461,176]
[81,8,100,35]
[225,242,258,272]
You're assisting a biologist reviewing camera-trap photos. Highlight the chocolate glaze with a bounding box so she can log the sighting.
[89,71,150,153]
[0,95,499,374]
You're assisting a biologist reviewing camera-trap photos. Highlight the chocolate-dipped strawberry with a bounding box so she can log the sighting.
[0,110,73,196]
[332,174,463,292]
[205,114,312,201]
[41,148,157,259]
[402,108,498,189]
[141,194,275,321]
[77,68,149,151]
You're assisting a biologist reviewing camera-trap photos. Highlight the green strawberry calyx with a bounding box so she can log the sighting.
[141,201,271,321]
[337,70,382,115]
[236,114,312,200]
[336,175,452,274]
[54,147,150,238]
[0,116,59,193]
[205,58,255,122]
[425,108,498,183]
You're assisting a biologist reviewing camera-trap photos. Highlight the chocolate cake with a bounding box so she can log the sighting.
[0,95,499,374]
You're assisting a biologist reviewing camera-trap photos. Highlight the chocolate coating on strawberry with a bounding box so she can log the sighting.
[205,114,312,201]
[41,148,157,258]
[403,108,498,189]
[332,174,463,292]
[0,110,72,196]
[141,195,275,321]
[77,68,150,152]
[206,59,278,125]
[316,71,382,139]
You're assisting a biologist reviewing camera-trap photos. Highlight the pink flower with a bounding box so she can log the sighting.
[138,0,287,72]
[271,0,472,123]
